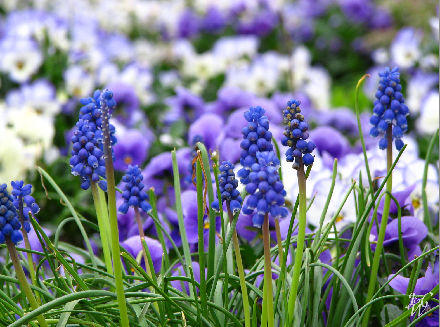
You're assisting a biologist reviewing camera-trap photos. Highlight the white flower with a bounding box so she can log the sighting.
[6,106,55,153]
[212,36,259,64]
[119,64,154,105]
[0,37,43,83]
[407,71,437,113]
[182,53,225,80]
[64,65,95,98]
[291,46,311,88]
[417,92,439,135]
[303,67,330,110]
[0,125,35,183]
[390,28,422,69]
[372,48,389,65]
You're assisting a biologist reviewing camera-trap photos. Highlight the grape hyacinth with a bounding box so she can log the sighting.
[237,106,273,185]
[79,89,117,148]
[281,99,315,168]
[118,165,152,215]
[0,184,22,245]
[369,67,409,150]
[212,161,243,213]
[70,119,107,190]
[242,151,288,228]
[11,181,39,233]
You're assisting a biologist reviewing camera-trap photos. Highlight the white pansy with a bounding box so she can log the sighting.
[182,53,225,80]
[64,65,95,98]
[303,67,330,110]
[407,72,437,113]
[390,28,422,69]
[372,48,389,65]
[417,92,439,135]
[212,36,259,64]
[119,64,154,105]
[291,46,311,88]
[0,38,43,83]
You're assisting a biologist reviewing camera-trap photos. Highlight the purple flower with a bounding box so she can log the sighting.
[181,190,219,248]
[236,8,278,37]
[370,216,428,259]
[214,86,255,114]
[389,261,439,326]
[121,235,163,273]
[105,82,140,127]
[170,262,201,294]
[309,126,350,159]
[113,128,153,172]
[165,87,205,124]
[188,113,224,151]
[142,148,191,196]
[316,108,358,137]
[178,9,200,39]
[201,6,226,33]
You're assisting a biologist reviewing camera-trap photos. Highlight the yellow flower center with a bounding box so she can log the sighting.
[412,198,421,209]
[204,221,210,229]
[124,156,133,165]
[335,214,344,223]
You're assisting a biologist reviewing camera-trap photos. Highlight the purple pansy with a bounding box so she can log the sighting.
[165,87,205,124]
[121,235,163,273]
[309,126,350,159]
[188,113,225,151]
[113,128,153,171]
[389,261,439,326]
[170,262,201,295]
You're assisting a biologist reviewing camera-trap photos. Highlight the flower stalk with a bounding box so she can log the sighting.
[262,213,275,327]
[362,125,393,326]
[91,182,113,275]
[227,203,251,327]
[6,238,48,327]
[287,161,307,325]
[100,91,130,327]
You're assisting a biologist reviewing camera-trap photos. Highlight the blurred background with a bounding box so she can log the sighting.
[0,0,438,246]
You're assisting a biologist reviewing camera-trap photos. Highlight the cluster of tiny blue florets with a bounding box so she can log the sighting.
[242,151,288,228]
[237,106,273,184]
[11,181,39,233]
[281,100,315,167]
[369,67,409,150]
[212,161,243,213]
[0,184,22,245]
[79,89,117,147]
[70,119,107,190]
[118,165,152,214]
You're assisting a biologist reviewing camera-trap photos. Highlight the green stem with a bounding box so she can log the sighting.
[101,100,130,327]
[134,207,160,314]
[227,204,251,327]
[6,239,48,327]
[287,162,307,325]
[262,213,274,327]
[362,126,393,327]
[91,182,113,275]
[17,197,40,305]
[196,158,208,317]
[148,189,169,271]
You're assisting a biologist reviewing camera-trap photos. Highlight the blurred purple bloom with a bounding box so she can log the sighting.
[370,216,428,259]
[317,108,358,136]
[310,126,350,159]
[237,9,278,37]
[389,261,439,326]
[188,113,224,151]
[142,148,191,196]
[165,87,205,124]
[219,138,242,163]
[215,86,255,113]
[121,235,163,272]
[106,82,140,126]
[113,128,153,171]
[171,262,201,294]
[201,7,226,33]
[178,9,200,39]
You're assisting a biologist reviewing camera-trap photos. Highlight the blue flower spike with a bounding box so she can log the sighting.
[212,161,242,213]
[281,100,315,169]
[242,151,288,228]
[0,184,22,245]
[237,106,273,184]
[11,181,39,234]
[118,165,152,214]
[369,67,409,150]
[70,119,108,191]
